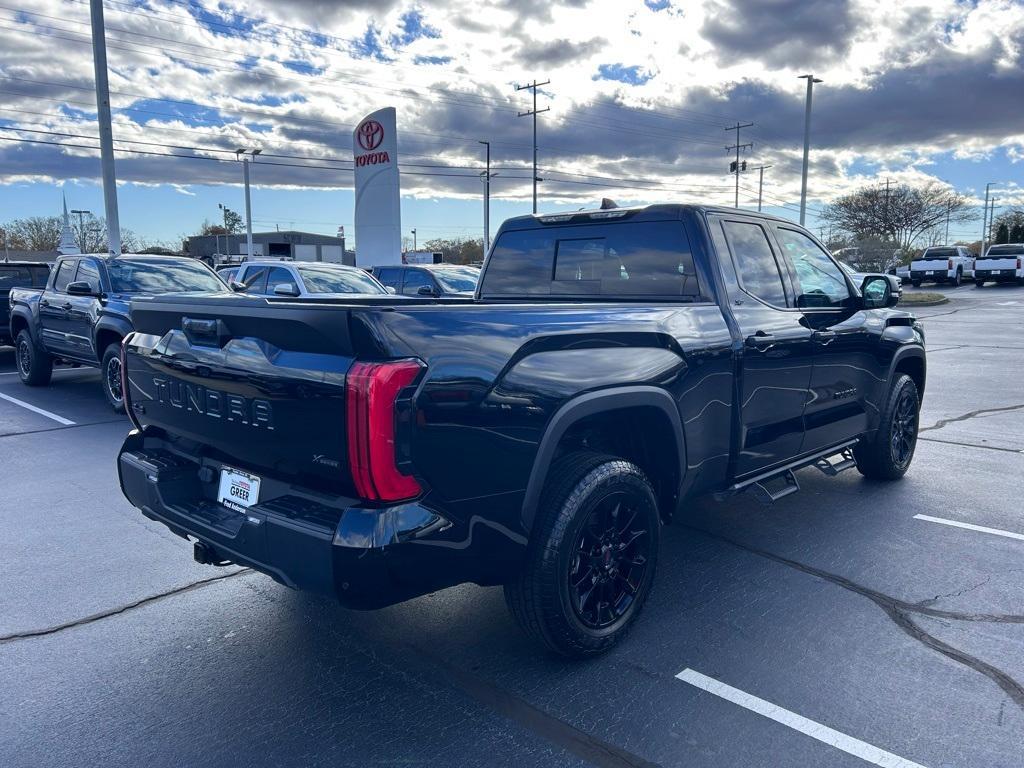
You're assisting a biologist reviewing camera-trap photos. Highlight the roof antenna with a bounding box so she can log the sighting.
[600,198,618,210]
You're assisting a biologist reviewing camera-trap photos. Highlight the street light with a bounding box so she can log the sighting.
[411,228,417,252]
[236,148,261,259]
[798,74,822,226]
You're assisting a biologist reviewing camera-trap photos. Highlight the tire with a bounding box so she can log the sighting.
[854,374,920,481]
[504,452,660,658]
[15,329,52,386]
[952,269,962,287]
[975,280,985,288]
[101,342,126,413]
[911,279,921,288]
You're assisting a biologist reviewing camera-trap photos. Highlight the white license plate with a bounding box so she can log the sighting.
[992,270,1001,275]
[218,467,261,512]
[926,271,935,275]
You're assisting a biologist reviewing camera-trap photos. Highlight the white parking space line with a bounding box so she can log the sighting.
[0,392,76,425]
[913,514,1024,542]
[675,669,927,768]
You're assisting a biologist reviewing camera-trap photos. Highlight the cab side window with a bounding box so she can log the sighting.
[52,260,77,292]
[75,259,102,293]
[721,221,787,307]
[402,269,434,295]
[775,227,850,309]
[265,267,294,294]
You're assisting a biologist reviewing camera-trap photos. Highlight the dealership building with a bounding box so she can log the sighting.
[187,230,353,265]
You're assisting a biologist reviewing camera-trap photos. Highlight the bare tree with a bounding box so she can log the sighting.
[3,216,62,251]
[821,182,974,250]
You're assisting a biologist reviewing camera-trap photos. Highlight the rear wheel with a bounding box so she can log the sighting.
[854,374,920,480]
[952,268,962,287]
[911,279,921,288]
[101,342,125,413]
[15,330,52,386]
[975,280,985,288]
[504,452,660,657]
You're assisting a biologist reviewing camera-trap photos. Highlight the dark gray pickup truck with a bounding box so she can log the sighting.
[117,204,924,656]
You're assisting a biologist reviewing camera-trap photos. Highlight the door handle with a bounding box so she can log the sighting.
[745,331,775,351]
[810,330,837,345]
[40,299,50,308]
[61,302,73,311]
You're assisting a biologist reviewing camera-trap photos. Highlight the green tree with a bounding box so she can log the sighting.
[995,223,1010,244]
[991,208,1024,243]
[421,237,484,264]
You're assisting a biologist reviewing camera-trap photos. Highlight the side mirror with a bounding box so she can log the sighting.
[861,275,897,309]
[273,282,301,297]
[417,284,437,296]
[66,281,97,297]
[385,286,397,294]
[229,280,246,292]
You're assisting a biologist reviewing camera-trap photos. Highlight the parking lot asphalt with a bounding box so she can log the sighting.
[2,282,1023,768]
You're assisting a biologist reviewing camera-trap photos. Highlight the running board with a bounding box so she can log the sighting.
[718,440,859,505]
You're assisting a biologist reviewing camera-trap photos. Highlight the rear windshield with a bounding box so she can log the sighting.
[297,265,385,294]
[922,248,957,260]
[983,245,1024,257]
[431,267,479,293]
[107,259,224,294]
[0,265,50,289]
[481,221,704,299]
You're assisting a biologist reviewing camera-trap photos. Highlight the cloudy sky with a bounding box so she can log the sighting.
[0,0,1022,247]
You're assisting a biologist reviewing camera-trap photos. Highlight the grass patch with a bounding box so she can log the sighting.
[899,292,948,306]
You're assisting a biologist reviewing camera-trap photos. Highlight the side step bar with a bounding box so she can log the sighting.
[719,440,859,505]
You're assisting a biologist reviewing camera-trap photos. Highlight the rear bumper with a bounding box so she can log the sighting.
[117,429,526,608]
[975,270,1020,282]
[910,269,952,281]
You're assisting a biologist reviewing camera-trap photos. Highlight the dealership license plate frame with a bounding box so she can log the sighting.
[218,467,261,512]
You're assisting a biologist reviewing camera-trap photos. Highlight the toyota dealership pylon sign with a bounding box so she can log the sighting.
[353,107,401,265]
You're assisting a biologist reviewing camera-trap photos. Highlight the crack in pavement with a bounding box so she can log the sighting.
[920,403,1024,433]
[684,526,1024,711]
[0,569,252,644]
[919,436,1024,454]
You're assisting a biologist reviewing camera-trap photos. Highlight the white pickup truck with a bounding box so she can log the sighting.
[910,246,975,287]
[974,244,1024,287]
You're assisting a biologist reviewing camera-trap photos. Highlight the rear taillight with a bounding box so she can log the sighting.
[346,359,424,502]
[948,258,953,270]
[121,333,141,430]
[1018,258,1022,270]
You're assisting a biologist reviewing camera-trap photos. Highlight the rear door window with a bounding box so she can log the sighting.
[240,266,269,294]
[265,267,294,294]
[374,268,401,289]
[721,221,788,307]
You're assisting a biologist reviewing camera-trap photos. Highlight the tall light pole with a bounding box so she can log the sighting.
[479,140,491,253]
[750,165,772,212]
[88,0,121,255]
[516,79,550,214]
[71,209,91,251]
[798,74,822,227]
[411,228,417,252]
[236,148,260,259]
[980,182,994,257]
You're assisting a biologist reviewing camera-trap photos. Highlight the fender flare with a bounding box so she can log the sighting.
[8,305,37,344]
[93,315,133,353]
[886,344,926,396]
[520,385,687,532]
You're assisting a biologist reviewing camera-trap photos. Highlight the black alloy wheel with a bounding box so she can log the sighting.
[889,386,918,470]
[568,494,650,629]
[101,343,126,412]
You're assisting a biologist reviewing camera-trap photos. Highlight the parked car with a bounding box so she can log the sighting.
[974,243,1024,287]
[231,261,393,297]
[910,246,976,287]
[1,260,50,346]
[887,263,911,285]
[117,204,924,657]
[8,254,227,410]
[371,263,479,297]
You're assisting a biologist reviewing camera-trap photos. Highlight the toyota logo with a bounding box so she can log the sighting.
[357,120,384,151]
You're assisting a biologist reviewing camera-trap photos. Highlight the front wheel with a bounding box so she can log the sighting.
[504,452,660,657]
[101,342,125,413]
[16,330,52,386]
[854,374,920,480]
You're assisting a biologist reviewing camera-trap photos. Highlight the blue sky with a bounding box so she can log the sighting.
[1,0,1022,250]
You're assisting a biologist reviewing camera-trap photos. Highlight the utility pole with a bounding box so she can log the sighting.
[724,122,753,209]
[236,148,260,258]
[479,140,492,253]
[750,165,772,211]
[411,228,417,252]
[516,79,550,214]
[89,0,121,255]
[945,199,951,244]
[798,74,823,226]
[71,209,91,251]
[883,178,891,240]
[981,182,993,258]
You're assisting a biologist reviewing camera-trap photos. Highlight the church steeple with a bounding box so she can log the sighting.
[58,191,80,255]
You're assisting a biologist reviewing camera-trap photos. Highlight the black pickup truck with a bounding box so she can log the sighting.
[117,204,924,656]
[9,254,226,410]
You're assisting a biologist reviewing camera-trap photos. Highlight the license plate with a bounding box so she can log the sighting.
[992,270,1001,275]
[926,271,934,275]
[218,467,261,512]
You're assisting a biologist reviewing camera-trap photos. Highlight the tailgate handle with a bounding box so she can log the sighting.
[182,317,231,347]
